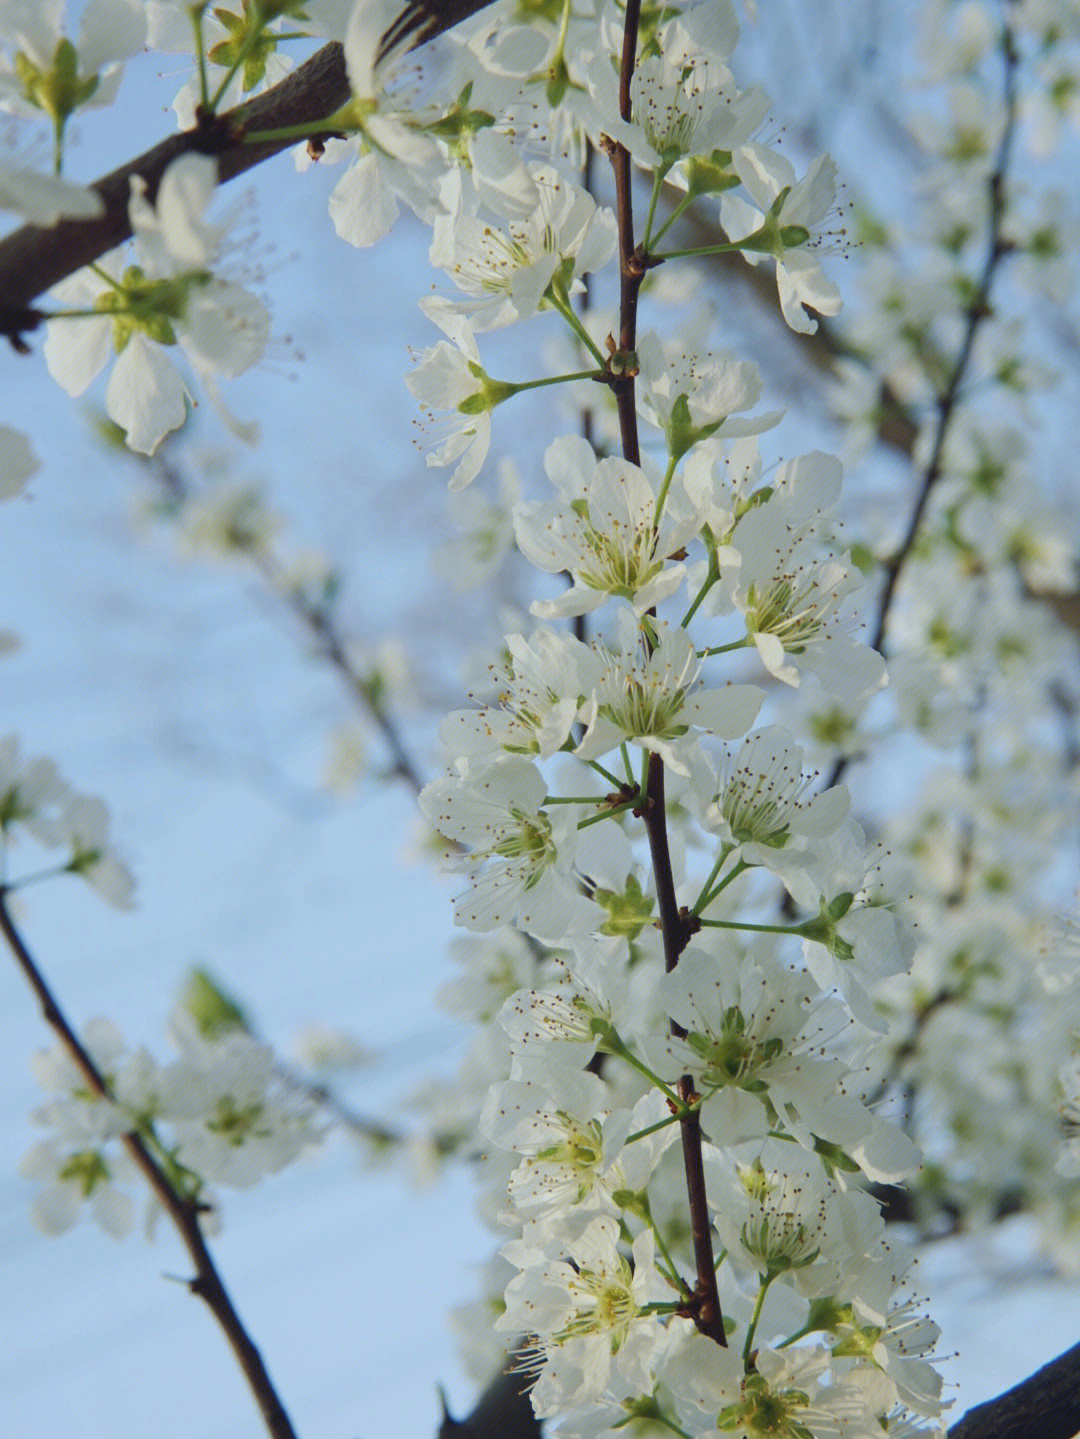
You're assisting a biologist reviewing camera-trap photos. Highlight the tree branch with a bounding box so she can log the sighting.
[947,1339,1080,1439]
[0,888,300,1439]
[0,1,501,343]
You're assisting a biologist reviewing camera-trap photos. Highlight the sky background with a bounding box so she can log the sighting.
[2,4,1079,1437]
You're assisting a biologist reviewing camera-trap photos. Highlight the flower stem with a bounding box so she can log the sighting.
[743,1272,775,1367]
[546,288,608,366]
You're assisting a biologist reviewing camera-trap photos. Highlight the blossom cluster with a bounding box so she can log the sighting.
[402,5,953,1433]
[4,0,1079,1435]
[21,1008,321,1237]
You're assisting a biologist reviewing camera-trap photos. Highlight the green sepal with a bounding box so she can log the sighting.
[457,363,518,414]
[812,1135,861,1176]
[15,38,99,125]
[180,967,251,1039]
[593,874,655,940]
[683,149,739,198]
[208,3,282,92]
[58,1148,111,1197]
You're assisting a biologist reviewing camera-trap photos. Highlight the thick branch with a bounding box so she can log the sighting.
[0,43,349,332]
[0,889,299,1439]
[948,1339,1080,1439]
[0,0,501,336]
[439,1365,541,1438]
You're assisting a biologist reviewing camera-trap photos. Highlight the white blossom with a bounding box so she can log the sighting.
[575,611,764,776]
[423,165,616,340]
[514,434,703,619]
[720,143,844,334]
[44,155,269,454]
[419,758,601,940]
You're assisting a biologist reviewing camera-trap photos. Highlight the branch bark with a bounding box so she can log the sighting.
[0,1,500,342]
[947,1339,1080,1439]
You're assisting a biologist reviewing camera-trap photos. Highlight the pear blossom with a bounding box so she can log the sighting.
[704,1140,880,1283]
[160,1029,319,1188]
[439,627,597,761]
[319,0,449,249]
[636,332,781,461]
[575,612,764,776]
[423,164,616,339]
[419,757,601,940]
[44,154,269,454]
[57,793,136,909]
[696,725,850,907]
[481,1070,622,1215]
[571,5,767,191]
[498,945,625,1061]
[498,1215,669,1416]
[514,434,703,619]
[406,327,500,491]
[720,143,844,334]
[0,0,146,125]
[721,453,887,705]
[20,1137,138,1237]
[0,734,70,845]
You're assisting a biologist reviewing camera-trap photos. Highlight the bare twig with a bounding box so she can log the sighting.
[827,14,1020,792]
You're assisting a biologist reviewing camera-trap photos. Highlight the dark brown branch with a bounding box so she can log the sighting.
[0,0,501,338]
[641,753,727,1346]
[439,1365,542,1438]
[607,0,725,1336]
[0,888,299,1439]
[947,1339,1080,1439]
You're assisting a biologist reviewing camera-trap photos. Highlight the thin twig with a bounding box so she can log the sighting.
[0,888,299,1439]
[828,12,1020,792]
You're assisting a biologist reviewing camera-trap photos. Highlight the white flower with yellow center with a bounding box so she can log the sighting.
[515,434,703,619]
[419,757,600,940]
[722,452,886,705]
[498,1214,668,1416]
[423,164,616,339]
[575,611,764,776]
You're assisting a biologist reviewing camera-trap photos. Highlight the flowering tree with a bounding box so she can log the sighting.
[2,2,1079,1438]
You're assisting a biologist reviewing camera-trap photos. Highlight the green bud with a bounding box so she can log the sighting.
[812,1135,861,1176]
[15,38,99,126]
[665,391,721,464]
[778,223,811,248]
[593,874,655,940]
[181,968,251,1038]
